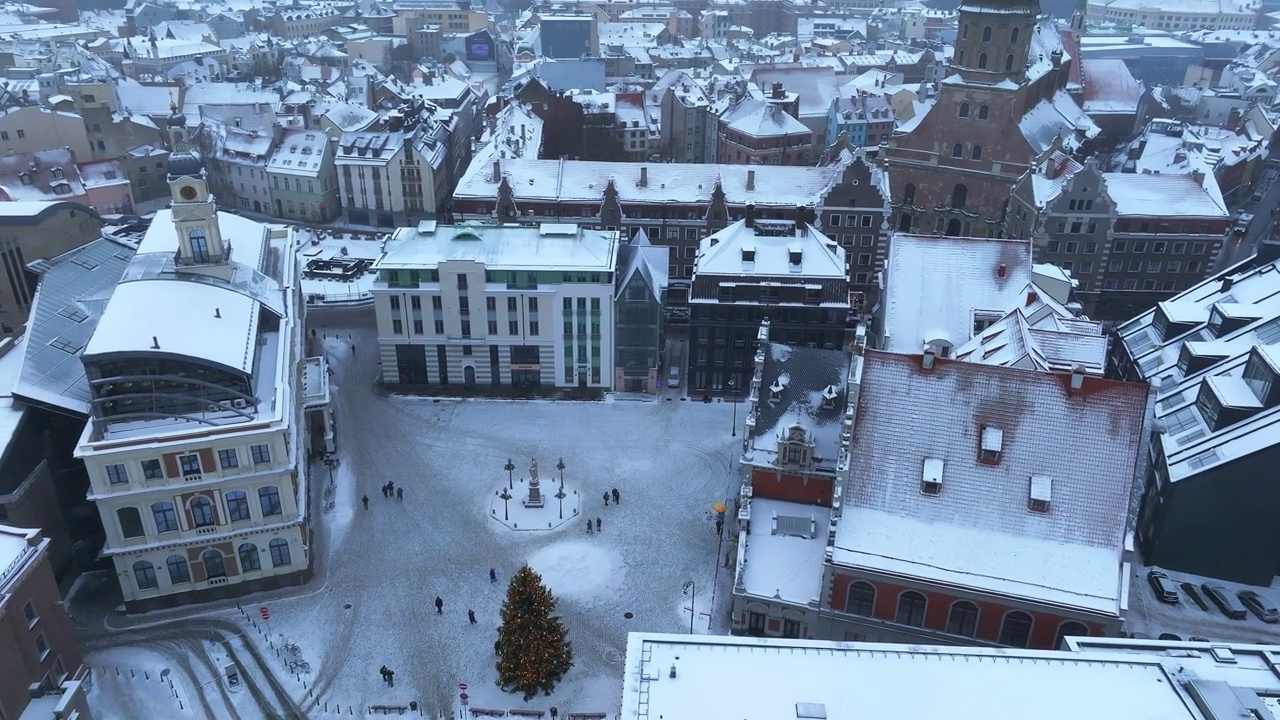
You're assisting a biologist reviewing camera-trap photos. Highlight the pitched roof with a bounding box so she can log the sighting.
[746,342,851,470]
[1102,172,1228,218]
[833,351,1147,615]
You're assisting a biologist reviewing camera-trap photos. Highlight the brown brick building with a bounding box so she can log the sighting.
[881,0,1097,237]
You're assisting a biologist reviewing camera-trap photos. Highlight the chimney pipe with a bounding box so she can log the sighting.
[151,336,160,349]
[215,307,221,318]
[746,169,755,191]
[492,159,501,182]
[795,205,807,231]
[639,166,648,187]
[1070,364,1086,391]
[745,203,756,228]
[996,264,1007,279]
[922,345,936,371]
[1221,276,1235,292]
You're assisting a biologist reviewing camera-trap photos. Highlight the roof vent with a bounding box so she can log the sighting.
[1029,475,1051,513]
[796,702,828,719]
[788,248,802,266]
[996,263,1007,279]
[742,247,755,263]
[150,335,160,349]
[921,458,943,496]
[772,512,817,539]
[922,345,936,371]
[1069,364,1085,391]
[768,376,787,401]
[980,425,1003,463]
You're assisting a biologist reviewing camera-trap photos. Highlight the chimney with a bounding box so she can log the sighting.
[1070,364,1085,392]
[151,336,160,349]
[771,81,784,99]
[214,307,221,318]
[745,203,756,228]
[746,169,755,191]
[1221,275,1235,292]
[996,264,1007,279]
[795,205,806,232]
[639,166,648,187]
[922,345,936,371]
[492,159,501,182]
[1050,49,1062,68]
[1026,290,1038,306]
[1191,169,1205,186]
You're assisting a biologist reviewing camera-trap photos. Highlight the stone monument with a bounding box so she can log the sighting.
[524,456,544,508]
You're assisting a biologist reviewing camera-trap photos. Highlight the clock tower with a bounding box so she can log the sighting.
[165,102,230,274]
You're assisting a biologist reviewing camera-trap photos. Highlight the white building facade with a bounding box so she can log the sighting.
[373,222,619,390]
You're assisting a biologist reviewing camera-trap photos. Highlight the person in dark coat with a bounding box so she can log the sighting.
[435,596,444,614]
[396,487,404,501]
[595,517,602,532]
[489,567,497,583]
[586,519,593,534]
[611,488,620,505]
[381,484,389,498]
[362,495,369,509]
[603,492,610,506]
[468,609,477,624]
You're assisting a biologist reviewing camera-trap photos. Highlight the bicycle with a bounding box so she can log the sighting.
[281,642,301,655]
[289,659,310,672]
[323,500,335,512]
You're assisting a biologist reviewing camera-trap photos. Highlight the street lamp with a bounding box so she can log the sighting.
[682,580,696,634]
[555,487,566,519]
[504,458,515,490]
[556,457,565,493]
[727,377,737,437]
[499,488,512,521]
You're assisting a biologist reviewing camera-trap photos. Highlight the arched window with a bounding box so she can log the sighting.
[971,145,983,160]
[957,49,965,66]
[1005,54,1015,72]
[946,601,980,637]
[961,24,968,39]
[978,53,988,70]
[845,581,876,616]
[269,538,292,567]
[117,507,143,539]
[895,591,927,627]
[188,228,210,263]
[951,184,968,209]
[946,218,963,236]
[202,549,226,579]
[897,213,913,232]
[903,183,916,206]
[978,104,990,120]
[239,542,261,571]
[190,496,214,527]
[1055,621,1089,648]
[981,26,992,42]
[1000,199,1009,222]
[151,501,177,533]
[1010,27,1020,43]
[952,143,964,158]
[133,560,158,590]
[167,554,190,584]
[958,102,970,118]
[998,611,1034,647]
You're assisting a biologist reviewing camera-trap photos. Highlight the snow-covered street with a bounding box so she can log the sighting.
[83,309,742,717]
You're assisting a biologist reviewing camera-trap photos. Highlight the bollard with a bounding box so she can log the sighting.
[131,669,135,678]
[179,701,184,710]
[145,671,149,680]
[115,667,119,677]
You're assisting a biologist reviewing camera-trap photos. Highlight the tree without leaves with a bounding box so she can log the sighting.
[496,565,573,700]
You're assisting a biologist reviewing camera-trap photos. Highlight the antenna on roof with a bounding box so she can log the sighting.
[214,307,221,318]
[151,335,160,349]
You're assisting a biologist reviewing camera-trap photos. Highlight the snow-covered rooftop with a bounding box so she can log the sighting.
[695,220,845,280]
[1103,172,1228,218]
[265,129,329,176]
[834,352,1146,616]
[746,342,850,470]
[1019,90,1100,154]
[377,222,619,272]
[0,525,40,592]
[739,498,831,604]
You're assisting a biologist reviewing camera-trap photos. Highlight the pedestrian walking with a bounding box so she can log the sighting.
[596,517,602,532]
[435,596,444,614]
[715,518,723,537]
[468,609,477,624]
[611,488,620,505]
[388,481,395,493]
[387,669,395,687]
[586,519,593,534]
[489,567,497,583]
[351,343,356,354]
[381,484,388,498]
[603,491,610,507]
[396,487,404,501]
[362,495,369,509]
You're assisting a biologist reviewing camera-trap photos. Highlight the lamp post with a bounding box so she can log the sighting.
[504,458,515,490]
[555,487,566,519]
[682,580,696,634]
[556,457,565,493]
[499,488,512,521]
[727,376,737,437]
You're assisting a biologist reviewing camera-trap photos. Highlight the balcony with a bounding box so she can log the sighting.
[206,576,230,587]
[183,474,204,483]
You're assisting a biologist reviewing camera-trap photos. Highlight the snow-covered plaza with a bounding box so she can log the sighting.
[80,310,741,718]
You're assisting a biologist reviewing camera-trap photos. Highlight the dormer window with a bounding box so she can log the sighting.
[742,247,755,263]
[789,249,802,266]
[979,425,1003,464]
[19,172,30,185]
[1029,475,1051,513]
[821,384,839,409]
[921,458,943,496]
[1244,346,1279,405]
[768,377,786,403]
[51,167,64,179]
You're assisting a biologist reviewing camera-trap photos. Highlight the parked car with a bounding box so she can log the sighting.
[1158,632,1183,641]
[1189,636,1210,642]
[1182,582,1210,611]
[666,365,681,389]
[1252,191,1266,203]
[1238,590,1279,623]
[1148,570,1179,604]
[1203,583,1248,619]
[1235,212,1256,233]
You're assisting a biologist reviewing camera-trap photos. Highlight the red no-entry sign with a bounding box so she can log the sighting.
[459,683,468,691]
[259,607,270,621]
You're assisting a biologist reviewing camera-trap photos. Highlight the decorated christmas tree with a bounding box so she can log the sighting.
[496,564,574,700]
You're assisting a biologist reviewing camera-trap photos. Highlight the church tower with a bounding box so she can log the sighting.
[165,103,232,278]
[949,0,1040,86]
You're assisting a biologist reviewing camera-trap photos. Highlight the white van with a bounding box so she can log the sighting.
[666,366,681,389]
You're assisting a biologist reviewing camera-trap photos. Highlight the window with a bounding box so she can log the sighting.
[1192,242,1206,254]
[1054,621,1088,648]
[951,184,967,209]
[133,560,158,590]
[981,25,992,41]
[903,183,916,205]
[190,496,215,527]
[952,143,963,158]
[218,448,238,469]
[203,549,226,579]
[16,129,23,139]
[189,229,210,263]
[1005,54,1014,72]
[225,490,250,522]
[978,53,988,69]
[270,538,292,567]
[390,296,401,311]
[106,463,128,485]
[142,459,164,480]
[259,486,282,516]
[946,601,979,637]
[251,444,271,465]
[167,554,190,584]
[958,102,970,118]
[118,507,144,538]
[998,611,1034,647]
[845,581,876,615]
[1048,240,1060,252]
[392,319,403,334]
[1188,261,1201,274]
[23,599,37,626]
[457,274,468,290]
[978,105,989,120]
[180,454,201,476]
[896,591,927,627]
[971,145,982,160]
[239,542,261,571]
[1011,27,1019,42]
[151,501,178,533]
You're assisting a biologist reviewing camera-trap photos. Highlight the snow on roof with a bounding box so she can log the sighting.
[882,235,1032,354]
[323,104,379,132]
[725,101,809,136]
[614,230,667,301]
[953,305,1109,375]
[183,84,279,121]
[0,525,40,592]
[1029,152,1085,208]
[746,342,850,469]
[696,220,845,280]
[1080,58,1143,114]
[1103,172,1228,217]
[621,634,1205,720]
[77,159,127,188]
[746,64,839,120]
[457,157,847,207]
[266,129,329,176]
[835,352,1146,615]
[0,334,27,459]
[739,498,831,603]
[1019,90,1100,154]
[377,222,619,272]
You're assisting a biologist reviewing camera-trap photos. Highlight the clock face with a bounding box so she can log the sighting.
[179,185,197,201]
